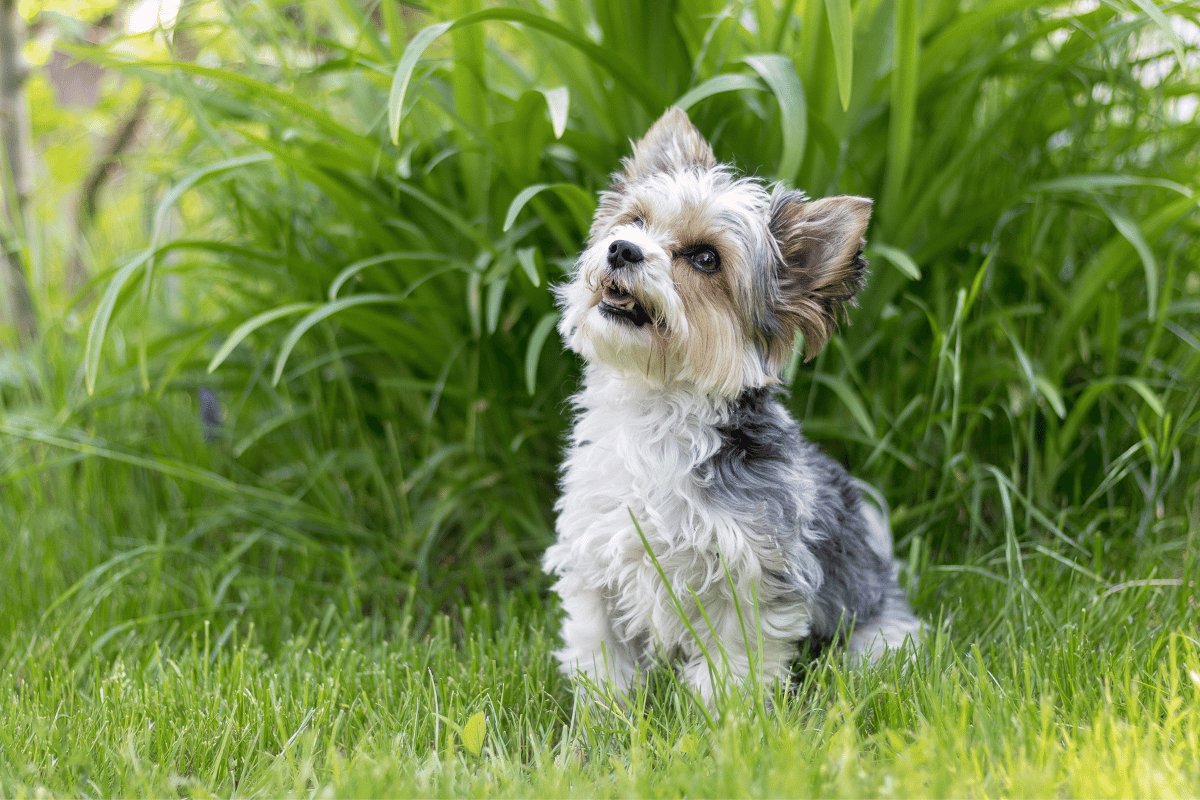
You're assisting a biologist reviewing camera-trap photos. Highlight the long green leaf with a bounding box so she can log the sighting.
[525,312,560,394]
[503,183,595,233]
[238,133,399,249]
[882,0,918,227]
[809,373,877,439]
[389,8,665,144]
[920,0,1037,76]
[823,0,854,110]
[1095,197,1160,319]
[82,53,376,152]
[486,276,508,335]
[1126,0,1187,67]
[388,21,454,145]
[676,73,767,111]
[232,407,316,458]
[743,54,807,182]
[273,295,404,385]
[150,155,273,250]
[131,154,274,391]
[207,303,316,374]
[516,247,540,287]
[0,424,315,508]
[868,243,922,280]
[539,86,570,139]
[1026,174,1193,197]
[328,252,455,299]
[394,182,495,251]
[1058,377,1165,461]
[1053,195,1196,370]
[84,250,153,395]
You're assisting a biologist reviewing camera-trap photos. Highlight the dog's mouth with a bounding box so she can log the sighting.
[598,283,653,327]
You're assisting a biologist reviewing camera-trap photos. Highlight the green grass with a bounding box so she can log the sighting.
[1,528,1196,796]
[2,0,1199,795]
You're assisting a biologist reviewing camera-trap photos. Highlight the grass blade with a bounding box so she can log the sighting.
[272,295,403,385]
[1026,174,1193,197]
[1095,197,1160,319]
[388,20,455,144]
[503,182,595,233]
[881,0,918,227]
[809,373,877,439]
[539,87,570,139]
[823,0,854,110]
[516,247,540,287]
[743,54,807,182]
[676,73,766,111]
[525,312,560,394]
[389,8,665,145]
[1127,0,1187,68]
[1053,195,1196,372]
[868,243,922,280]
[207,303,316,374]
[84,250,152,395]
[329,253,455,300]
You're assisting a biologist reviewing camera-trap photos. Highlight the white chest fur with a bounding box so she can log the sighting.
[544,371,773,655]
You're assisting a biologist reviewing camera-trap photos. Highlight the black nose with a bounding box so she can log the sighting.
[607,239,644,270]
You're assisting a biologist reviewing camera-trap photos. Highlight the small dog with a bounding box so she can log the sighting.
[543,108,923,705]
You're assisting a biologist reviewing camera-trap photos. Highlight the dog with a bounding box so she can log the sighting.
[543,108,923,706]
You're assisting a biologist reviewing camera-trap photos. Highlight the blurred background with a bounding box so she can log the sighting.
[1,0,1197,642]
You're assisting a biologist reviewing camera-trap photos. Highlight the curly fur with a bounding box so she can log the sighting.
[544,108,923,705]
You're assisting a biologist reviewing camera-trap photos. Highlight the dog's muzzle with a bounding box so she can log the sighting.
[595,239,655,326]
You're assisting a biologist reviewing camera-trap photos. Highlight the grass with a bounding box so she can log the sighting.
[1,527,1196,796]
[2,0,1199,795]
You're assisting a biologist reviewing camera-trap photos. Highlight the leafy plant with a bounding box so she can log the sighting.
[62,0,1200,600]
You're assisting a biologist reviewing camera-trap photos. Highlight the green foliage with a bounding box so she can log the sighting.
[69,0,1200,583]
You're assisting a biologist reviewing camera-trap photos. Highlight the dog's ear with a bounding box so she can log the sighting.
[623,107,717,180]
[768,190,871,359]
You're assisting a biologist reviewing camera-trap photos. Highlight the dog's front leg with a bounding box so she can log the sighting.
[678,599,800,707]
[554,581,638,703]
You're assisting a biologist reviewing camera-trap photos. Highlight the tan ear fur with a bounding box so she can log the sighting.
[623,107,717,180]
[769,191,872,359]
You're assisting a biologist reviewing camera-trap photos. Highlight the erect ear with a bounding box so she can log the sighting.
[622,107,717,180]
[768,190,872,359]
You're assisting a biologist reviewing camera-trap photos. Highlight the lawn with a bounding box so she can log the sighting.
[1,0,1198,796]
[1,445,1196,796]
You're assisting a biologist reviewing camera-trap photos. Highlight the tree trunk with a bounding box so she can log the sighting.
[0,0,36,344]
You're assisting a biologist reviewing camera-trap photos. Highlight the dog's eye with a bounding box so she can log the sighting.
[687,246,721,274]
[630,215,645,228]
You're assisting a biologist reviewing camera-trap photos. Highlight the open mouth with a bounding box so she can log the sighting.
[598,284,653,327]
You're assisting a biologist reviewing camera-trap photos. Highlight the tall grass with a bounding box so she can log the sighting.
[55,0,1194,579]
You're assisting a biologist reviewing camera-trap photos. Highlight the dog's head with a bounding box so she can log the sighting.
[557,107,871,398]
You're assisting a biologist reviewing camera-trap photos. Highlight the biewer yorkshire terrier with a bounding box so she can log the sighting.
[543,108,923,706]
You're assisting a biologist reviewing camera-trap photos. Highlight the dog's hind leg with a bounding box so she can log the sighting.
[844,483,925,660]
[846,582,924,660]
